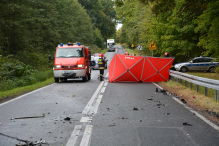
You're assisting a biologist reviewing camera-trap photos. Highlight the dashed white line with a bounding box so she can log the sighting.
[66,125,82,146]
[101,87,106,94]
[80,125,93,146]
[82,81,104,115]
[80,117,92,122]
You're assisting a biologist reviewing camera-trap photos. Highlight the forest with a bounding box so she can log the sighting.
[115,0,219,62]
[1,0,219,91]
[0,0,116,91]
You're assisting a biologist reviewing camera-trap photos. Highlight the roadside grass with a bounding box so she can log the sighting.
[187,72,219,80]
[158,79,219,114]
[0,77,54,100]
[0,69,53,91]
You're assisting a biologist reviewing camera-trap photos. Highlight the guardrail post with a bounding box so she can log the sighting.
[180,79,182,84]
[216,90,218,101]
[197,85,199,92]
[185,81,187,87]
[205,87,208,96]
[190,83,193,89]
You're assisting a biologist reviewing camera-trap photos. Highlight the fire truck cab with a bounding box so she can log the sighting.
[50,42,92,82]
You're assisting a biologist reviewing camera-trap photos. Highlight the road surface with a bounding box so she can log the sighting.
[0,45,219,146]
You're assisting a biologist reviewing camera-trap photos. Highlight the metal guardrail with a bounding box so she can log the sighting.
[169,70,219,101]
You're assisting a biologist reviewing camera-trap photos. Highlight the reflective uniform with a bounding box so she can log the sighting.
[98,57,106,81]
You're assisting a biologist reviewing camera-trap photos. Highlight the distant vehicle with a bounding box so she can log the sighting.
[49,42,92,82]
[174,56,218,73]
[91,54,108,70]
[107,39,115,52]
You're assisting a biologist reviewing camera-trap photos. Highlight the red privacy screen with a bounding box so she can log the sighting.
[108,54,174,83]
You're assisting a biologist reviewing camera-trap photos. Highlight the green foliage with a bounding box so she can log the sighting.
[93,28,104,49]
[78,0,116,42]
[0,69,53,91]
[116,0,219,62]
[215,67,219,74]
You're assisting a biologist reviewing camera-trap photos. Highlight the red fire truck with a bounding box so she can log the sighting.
[49,42,92,82]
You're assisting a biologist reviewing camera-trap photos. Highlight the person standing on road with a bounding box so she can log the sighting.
[165,52,169,57]
[98,53,106,81]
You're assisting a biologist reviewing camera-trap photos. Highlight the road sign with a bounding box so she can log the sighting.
[149,41,156,50]
[137,45,142,50]
[131,44,134,48]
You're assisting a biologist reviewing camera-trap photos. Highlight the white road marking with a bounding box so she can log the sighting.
[0,84,55,107]
[93,95,103,114]
[101,87,106,94]
[82,81,104,115]
[104,82,108,87]
[172,97,219,131]
[153,82,219,132]
[80,125,93,146]
[105,72,109,77]
[66,125,82,146]
[80,117,92,122]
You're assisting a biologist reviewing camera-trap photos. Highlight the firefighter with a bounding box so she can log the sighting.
[98,53,106,81]
[165,52,169,57]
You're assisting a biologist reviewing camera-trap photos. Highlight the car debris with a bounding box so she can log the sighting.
[118,117,128,119]
[183,122,193,126]
[133,107,138,110]
[64,117,71,121]
[181,99,187,103]
[10,113,45,120]
[0,132,49,146]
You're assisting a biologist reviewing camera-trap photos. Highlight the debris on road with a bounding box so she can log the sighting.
[109,125,116,127]
[72,95,75,97]
[181,99,187,103]
[118,117,128,119]
[148,98,153,100]
[133,107,138,110]
[183,122,193,126]
[10,113,45,120]
[64,117,71,121]
[0,132,49,146]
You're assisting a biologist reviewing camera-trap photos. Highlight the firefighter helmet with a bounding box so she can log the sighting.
[99,53,104,58]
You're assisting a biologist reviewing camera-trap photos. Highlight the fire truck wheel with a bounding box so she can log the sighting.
[88,73,91,80]
[82,74,88,82]
[54,78,59,83]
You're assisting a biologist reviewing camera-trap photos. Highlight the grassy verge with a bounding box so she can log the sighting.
[0,77,54,100]
[158,74,219,124]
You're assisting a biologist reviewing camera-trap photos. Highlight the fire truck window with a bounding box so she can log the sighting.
[56,48,84,58]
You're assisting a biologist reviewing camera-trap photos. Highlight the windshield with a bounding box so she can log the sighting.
[56,47,84,58]
[187,58,193,62]
[93,57,99,61]
[108,43,115,46]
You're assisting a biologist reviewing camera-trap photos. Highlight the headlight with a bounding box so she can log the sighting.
[77,64,84,68]
[54,65,61,69]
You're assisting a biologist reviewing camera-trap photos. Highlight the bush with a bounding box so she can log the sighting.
[0,69,53,91]
[215,67,219,74]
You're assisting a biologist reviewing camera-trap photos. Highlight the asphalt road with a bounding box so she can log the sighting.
[0,45,219,146]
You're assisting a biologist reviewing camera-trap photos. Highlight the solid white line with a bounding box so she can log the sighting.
[172,97,219,131]
[80,125,93,146]
[153,82,219,132]
[80,117,92,122]
[0,83,55,107]
[100,87,106,94]
[66,125,82,146]
[82,81,104,115]
[93,95,103,114]
[105,72,109,77]
[104,82,108,87]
